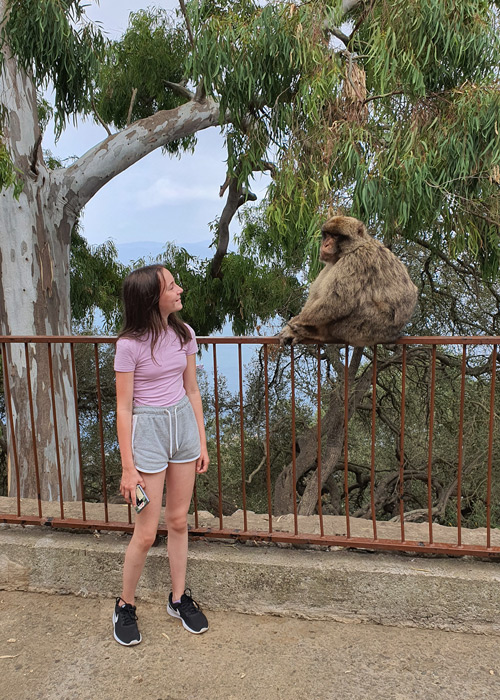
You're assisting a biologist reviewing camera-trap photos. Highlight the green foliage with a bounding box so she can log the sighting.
[0,136,22,198]
[333,0,500,275]
[194,351,314,515]
[2,0,500,330]
[360,0,498,95]
[94,7,195,154]
[347,348,500,528]
[188,0,500,275]
[70,226,129,331]
[158,241,303,335]
[71,341,122,502]
[37,95,54,135]
[187,0,343,254]
[1,0,106,136]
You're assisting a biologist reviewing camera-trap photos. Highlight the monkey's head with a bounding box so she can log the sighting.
[320,215,367,263]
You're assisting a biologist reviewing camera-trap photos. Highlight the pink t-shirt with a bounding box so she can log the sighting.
[114,325,198,406]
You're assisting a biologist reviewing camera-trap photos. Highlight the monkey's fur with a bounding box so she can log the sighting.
[279,216,418,347]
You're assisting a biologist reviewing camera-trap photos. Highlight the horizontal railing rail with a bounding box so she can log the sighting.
[1,335,500,558]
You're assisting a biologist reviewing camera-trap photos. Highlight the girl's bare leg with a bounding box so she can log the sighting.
[164,461,197,601]
[120,469,166,606]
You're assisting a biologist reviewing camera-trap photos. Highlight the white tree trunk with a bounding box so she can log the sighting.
[1,22,222,501]
[1,36,80,499]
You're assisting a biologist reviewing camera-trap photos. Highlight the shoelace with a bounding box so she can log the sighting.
[177,592,201,616]
[119,604,138,626]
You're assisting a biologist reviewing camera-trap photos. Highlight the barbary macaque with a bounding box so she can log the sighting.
[278,215,418,347]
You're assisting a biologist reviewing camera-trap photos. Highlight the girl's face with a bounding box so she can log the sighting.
[158,268,183,318]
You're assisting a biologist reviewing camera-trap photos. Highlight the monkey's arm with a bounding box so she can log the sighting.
[293,263,359,326]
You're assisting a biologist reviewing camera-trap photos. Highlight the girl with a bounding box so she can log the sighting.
[112,264,209,646]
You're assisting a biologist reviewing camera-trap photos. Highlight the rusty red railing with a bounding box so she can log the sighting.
[1,334,500,558]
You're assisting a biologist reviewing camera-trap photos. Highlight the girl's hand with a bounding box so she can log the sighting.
[120,469,146,507]
[196,447,209,474]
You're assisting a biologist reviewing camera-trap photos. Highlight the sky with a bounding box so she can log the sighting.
[42,1,273,382]
[43,0,270,261]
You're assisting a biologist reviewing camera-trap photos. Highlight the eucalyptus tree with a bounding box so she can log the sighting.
[0,0,219,499]
[1,0,499,505]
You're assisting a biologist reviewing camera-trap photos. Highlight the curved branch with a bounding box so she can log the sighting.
[178,0,196,51]
[211,178,241,278]
[59,97,223,217]
[210,178,257,278]
[324,25,350,48]
[91,98,112,137]
[164,80,195,100]
[126,87,138,127]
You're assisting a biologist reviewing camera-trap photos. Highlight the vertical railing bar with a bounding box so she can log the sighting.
[316,345,324,537]
[456,344,467,547]
[486,344,497,549]
[24,342,42,517]
[427,345,437,544]
[69,342,86,521]
[238,343,248,532]
[93,343,109,523]
[291,345,298,535]
[344,344,351,539]
[47,343,64,519]
[1,342,21,516]
[264,345,273,534]
[370,345,378,540]
[212,344,224,529]
[399,345,407,542]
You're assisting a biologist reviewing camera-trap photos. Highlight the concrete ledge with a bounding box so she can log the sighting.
[1,525,500,635]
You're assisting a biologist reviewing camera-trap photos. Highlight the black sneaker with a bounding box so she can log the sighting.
[113,597,142,646]
[167,589,208,634]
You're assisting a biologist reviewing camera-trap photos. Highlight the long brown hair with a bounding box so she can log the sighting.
[118,265,190,352]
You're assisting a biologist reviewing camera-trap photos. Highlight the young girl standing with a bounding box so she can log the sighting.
[112,264,209,646]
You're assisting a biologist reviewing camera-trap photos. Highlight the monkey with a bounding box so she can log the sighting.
[278,215,418,347]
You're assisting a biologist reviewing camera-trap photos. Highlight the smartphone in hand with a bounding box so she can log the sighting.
[135,484,150,513]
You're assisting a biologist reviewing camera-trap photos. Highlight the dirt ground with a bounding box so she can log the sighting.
[1,590,500,700]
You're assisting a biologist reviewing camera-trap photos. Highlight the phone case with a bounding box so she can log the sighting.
[135,484,150,513]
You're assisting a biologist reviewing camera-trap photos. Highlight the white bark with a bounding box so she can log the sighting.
[1,31,80,499]
[0,6,223,500]
[59,97,222,214]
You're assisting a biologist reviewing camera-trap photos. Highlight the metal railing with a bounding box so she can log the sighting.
[1,334,500,558]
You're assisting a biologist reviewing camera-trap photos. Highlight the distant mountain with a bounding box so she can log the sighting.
[116,240,212,265]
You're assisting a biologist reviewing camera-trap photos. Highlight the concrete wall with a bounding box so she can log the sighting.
[2,525,500,635]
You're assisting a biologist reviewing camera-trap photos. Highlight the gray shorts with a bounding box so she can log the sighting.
[132,395,201,473]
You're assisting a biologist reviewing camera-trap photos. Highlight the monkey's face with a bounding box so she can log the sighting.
[319,231,340,264]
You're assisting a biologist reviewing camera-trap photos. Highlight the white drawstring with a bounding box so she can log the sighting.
[174,405,179,452]
[166,408,172,457]
[165,406,179,457]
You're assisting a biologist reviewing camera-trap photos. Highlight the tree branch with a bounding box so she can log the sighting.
[126,87,138,126]
[324,25,350,48]
[91,98,112,137]
[178,0,196,51]
[60,97,223,216]
[210,177,257,279]
[164,80,195,101]
[363,90,404,105]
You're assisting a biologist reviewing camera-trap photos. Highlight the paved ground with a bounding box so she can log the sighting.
[1,590,500,700]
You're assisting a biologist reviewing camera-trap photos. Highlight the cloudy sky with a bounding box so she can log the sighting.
[44,1,270,259]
